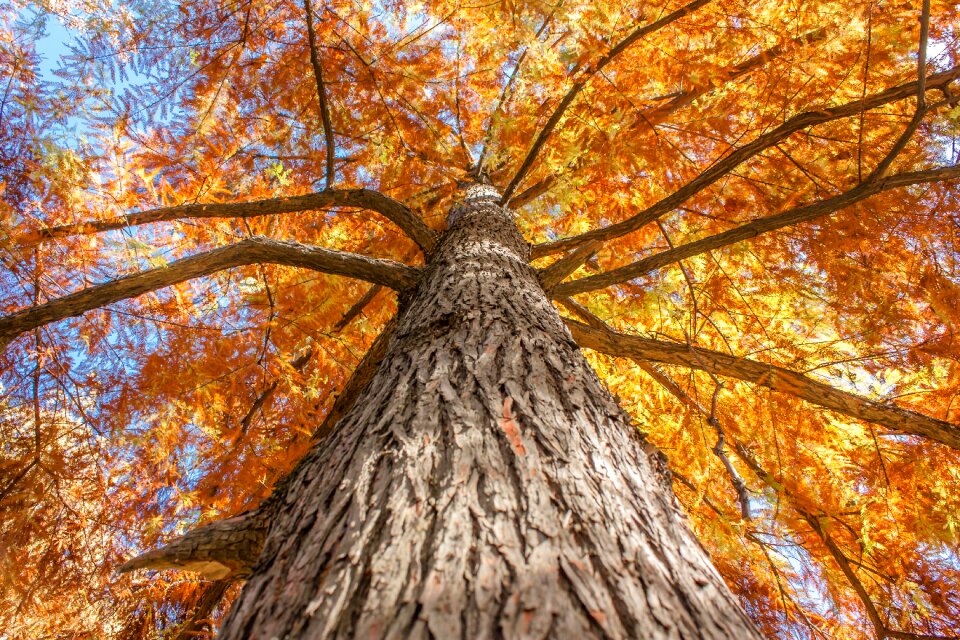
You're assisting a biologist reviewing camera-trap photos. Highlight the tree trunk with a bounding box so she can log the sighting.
[219,185,761,639]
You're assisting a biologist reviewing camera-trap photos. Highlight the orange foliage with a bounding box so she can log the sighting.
[1,0,959,637]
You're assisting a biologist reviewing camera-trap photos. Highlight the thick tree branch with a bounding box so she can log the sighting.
[501,0,715,201]
[538,240,601,291]
[20,188,438,255]
[117,510,268,580]
[508,175,556,209]
[303,0,336,188]
[532,66,960,258]
[0,237,420,349]
[553,164,960,296]
[0,458,38,505]
[566,319,960,450]
[333,284,383,333]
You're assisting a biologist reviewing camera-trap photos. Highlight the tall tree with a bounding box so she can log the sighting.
[1,0,959,637]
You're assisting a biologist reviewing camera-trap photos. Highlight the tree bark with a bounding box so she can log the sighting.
[219,185,760,639]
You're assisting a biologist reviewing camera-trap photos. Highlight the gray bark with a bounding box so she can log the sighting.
[219,186,760,639]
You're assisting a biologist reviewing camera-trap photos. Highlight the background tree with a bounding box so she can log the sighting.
[1,0,960,637]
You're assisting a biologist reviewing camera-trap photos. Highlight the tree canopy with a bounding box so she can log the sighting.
[1,0,959,637]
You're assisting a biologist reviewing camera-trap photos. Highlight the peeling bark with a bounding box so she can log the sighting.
[219,186,760,639]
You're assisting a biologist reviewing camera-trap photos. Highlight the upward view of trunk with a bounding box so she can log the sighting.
[219,185,760,639]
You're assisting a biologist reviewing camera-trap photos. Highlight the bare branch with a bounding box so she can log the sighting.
[532,66,960,258]
[20,188,438,255]
[0,237,420,349]
[553,164,960,296]
[303,0,336,188]
[501,0,715,201]
[566,318,960,450]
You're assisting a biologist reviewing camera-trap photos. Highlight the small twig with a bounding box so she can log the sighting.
[655,220,699,338]
[452,37,475,168]
[333,284,383,333]
[865,0,931,182]
[313,317,396,440]
[856,2,875,183]
[501,0,715,201]
[0,458,38,505]
[303,0,336,188]
[476,4,560,177]
[235,347,314,444]
[704,380,752,520]
[531,66,960,258]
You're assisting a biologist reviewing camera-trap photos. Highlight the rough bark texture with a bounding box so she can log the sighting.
[219,186,760,639]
